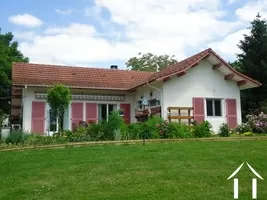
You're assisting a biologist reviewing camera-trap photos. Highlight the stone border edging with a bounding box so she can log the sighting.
[1,136,267,152]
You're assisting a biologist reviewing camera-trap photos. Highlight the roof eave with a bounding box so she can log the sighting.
[209,50,262,87]
[12,83,130,91]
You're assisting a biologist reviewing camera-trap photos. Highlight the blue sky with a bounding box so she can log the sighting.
[1,0,265,68]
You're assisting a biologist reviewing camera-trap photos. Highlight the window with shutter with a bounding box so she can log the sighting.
[193,97,205,123]
[226,98,237,128]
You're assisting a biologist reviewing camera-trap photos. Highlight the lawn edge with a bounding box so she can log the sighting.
[1,136,267,152]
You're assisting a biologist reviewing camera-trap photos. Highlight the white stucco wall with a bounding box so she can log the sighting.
[162,60,242,133]
[134,82,162,104]
[22,87,135,133]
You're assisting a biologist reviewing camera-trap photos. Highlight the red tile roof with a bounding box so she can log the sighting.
[148,48,211,81]
[12,63,154,90]
[12,48,261,90]
[133,48,261,88]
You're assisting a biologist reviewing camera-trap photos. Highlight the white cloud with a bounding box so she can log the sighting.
[208,29,250,60]
[236,0,267,22]
[14,31,36,41]
[16,0,255,66]
[55,9,73,15]
[8,13,42,28]
[227,0,238,5]
[44,23,97,36]
[85,5,102,17]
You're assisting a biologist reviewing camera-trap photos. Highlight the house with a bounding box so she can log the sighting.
[11,48,261,135]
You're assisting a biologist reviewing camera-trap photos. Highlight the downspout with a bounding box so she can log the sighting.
[146,81,164,119]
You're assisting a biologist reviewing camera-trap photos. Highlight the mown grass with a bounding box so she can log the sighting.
[0,140,267,200]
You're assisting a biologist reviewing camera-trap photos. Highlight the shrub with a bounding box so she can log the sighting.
[192,121,212,138]
[218,123,230,137]
[60,130,73,138]
[87,123,104,140]
[120,123,129,140]
[5,131,25,144]
[68,126,93,142]
[146,116,164,138]
[246,112,267,133]
[235,123,252,134]
[243,132,253,136]
[24,134,68,145]
[168,122,193,138]
[156,120,169,139]
[127,123,142,140]
[101,111,124,140]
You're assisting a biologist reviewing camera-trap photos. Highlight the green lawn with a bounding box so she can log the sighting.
[0,141,267,200]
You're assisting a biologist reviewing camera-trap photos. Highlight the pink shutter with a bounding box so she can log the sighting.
[120,103,131,124]
[226,98,237,128]
[86,103,97,123]
[193,97,205,123]
[71,102,84,131]
[31,101,45,134]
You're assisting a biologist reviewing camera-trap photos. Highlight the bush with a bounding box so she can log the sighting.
[156,120,170,138]
[102,111,124,140]
[246,112,267,133]
[61,130,73,138]
[68,129,92,142]
[218,123,230,137]
[119,123,129,140]
[146,116,164,138]
[68,111,124,141]
[168,122,193,138]
[24,134,68,145]
[86,123,104,140]
[243,132,253,136]
[127,123,142,140]
[192,121,212,138]
[5,131,25,144]
[235,123,252,134]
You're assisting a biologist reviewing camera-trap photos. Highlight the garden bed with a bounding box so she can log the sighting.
[1,111,267,151]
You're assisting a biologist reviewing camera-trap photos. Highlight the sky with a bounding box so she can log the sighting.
[1,0,267,69]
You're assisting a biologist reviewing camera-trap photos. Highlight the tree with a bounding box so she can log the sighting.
[228,60,242,72]
[47,84,71,132]
[236,13,267,116]
[0,29,29,114]
[126,52,178,72]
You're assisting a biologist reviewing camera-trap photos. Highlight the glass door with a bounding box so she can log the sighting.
[47,108,57,136]
[98,104,118,122]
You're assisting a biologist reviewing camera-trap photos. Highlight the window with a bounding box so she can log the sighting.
[149,99,160,107]
[206,99,222,116]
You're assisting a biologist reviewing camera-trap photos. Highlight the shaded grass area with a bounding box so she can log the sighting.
[0,141,267,200]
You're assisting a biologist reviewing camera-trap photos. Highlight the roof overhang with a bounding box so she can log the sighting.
[12,83,130,92]
[129,50,261,91]
[207,53,261,90]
